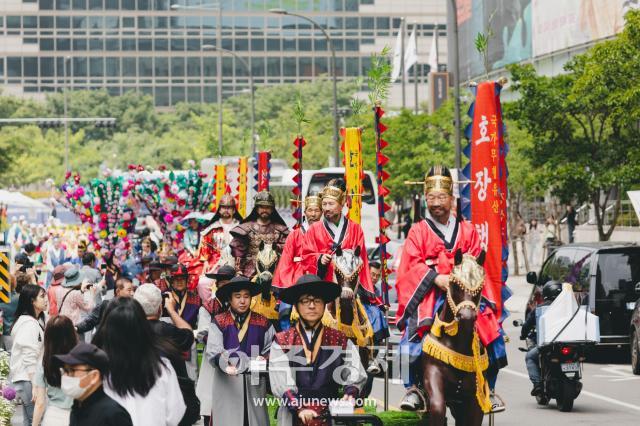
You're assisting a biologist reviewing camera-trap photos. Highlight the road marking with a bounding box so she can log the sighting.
[594,365,640,382]
[502,368,640,412]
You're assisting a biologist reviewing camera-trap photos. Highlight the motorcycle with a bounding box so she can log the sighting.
[514,319,593,412]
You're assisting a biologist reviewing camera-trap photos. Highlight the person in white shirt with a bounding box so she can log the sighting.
[10,284,47,426]
[92,297,186,426]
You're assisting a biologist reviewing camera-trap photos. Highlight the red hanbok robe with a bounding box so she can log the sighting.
[301,218,380,304]
[272,226,307,290]
[395,217,499,341]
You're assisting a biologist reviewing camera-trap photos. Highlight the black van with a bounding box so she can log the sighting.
[526,242,640,348]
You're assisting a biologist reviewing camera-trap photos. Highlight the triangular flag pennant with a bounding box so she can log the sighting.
[292,162,300,171]
[380,217,391,229]
[378,153,390,167]
[378,122,388,134]
[383,202,392,213]
[464,124,473,141]
[340,127,346,138]
[380,139,389,149]
[463,142,471,159]
[381,170,390,181]
[462,163,471,180]
[292,174,301,184]
[379,186,390,197]
[292,187,300,196]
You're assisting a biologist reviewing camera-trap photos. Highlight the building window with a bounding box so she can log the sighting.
[106,57,120,76]
[40,0,54,9]
[88,0,102,10]
[90,57,104,77]
[73,0,87,9]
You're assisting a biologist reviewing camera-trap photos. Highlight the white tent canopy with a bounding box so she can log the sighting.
[0,190,51,223]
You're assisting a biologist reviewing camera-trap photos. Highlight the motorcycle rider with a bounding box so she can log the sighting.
[520,280,563,396]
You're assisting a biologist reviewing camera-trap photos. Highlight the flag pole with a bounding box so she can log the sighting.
[413,22,419,114]
[401,17,406,109]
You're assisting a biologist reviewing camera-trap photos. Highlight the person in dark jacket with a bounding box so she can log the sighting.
[521,280,563,396]
[75,278,135,334]
[55,342,132,426]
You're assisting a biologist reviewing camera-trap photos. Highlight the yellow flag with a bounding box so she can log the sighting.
[214,165,226,209]
[237,157,248,218]
[344,127,363,224]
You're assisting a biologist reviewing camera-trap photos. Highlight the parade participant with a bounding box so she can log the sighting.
[199,194,243,271]
[70,241,88,266]
[140,237,157,261]
[269,274,367,426]
[301,179,379,303]
[361,261,389,375]
[231,191,289,321]
[395,165,506,412]
[182,217,202,258]
[205,276,275,426]
[160,264,201,329]
[45,236,66,288]
[230,190,289,279]
[196,265,237,424]
[273,194,322,331]
[56,342,133,426]
[145,257,163,284]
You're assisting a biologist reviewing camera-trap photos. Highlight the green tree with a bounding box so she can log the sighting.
[507,10,640,240]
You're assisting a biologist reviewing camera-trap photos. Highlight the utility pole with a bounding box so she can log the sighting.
[448,0,462,170]
[401,18,406,109]
[63,56,71,172]
[413,23,419,114]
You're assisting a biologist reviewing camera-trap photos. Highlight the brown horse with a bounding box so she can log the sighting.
[250,241,280,322]
[329,246,373,364]
[421,249,490,426]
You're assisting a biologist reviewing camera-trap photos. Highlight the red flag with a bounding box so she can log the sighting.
[470,82,505,318]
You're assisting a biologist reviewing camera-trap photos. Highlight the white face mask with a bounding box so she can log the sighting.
[61,374,88,399]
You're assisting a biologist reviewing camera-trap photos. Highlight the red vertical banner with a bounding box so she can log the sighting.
[470,81,506,319]
[254,151,271,192]
[375,104,392,306]
[291,136,305,227]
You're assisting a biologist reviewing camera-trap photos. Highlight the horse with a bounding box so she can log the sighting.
[420,249,490,426]
[329,246,374,364]
[250,241,281,323]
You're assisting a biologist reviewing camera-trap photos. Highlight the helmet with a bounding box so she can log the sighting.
[170,263,189,278]
[542,280,563,302]
[424,164,454,196]
[218,194,236,208]
[254,191,275,207]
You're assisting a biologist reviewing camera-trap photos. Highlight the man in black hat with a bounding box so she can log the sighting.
[195,264,237,424]
[230,190,289,279]
[55,342,132,426]
[269,274,367,426]
[205,276,275,426]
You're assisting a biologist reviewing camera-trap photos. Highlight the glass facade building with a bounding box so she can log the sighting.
[1,0,445,107]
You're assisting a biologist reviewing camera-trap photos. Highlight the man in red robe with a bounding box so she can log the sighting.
[300,178,379,304]
[272,194,322,330]
[199,194,242,273]
[395,165,505,412]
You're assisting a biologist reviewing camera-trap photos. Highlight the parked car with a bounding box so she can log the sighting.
[630,299,640,374]
[526,242,640,350]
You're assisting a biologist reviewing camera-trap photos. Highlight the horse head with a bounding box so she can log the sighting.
[255,241,279,274]
[332,246,363,300]
[446,249,486,326]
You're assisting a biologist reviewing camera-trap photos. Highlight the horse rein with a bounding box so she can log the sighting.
[445,274,483,318]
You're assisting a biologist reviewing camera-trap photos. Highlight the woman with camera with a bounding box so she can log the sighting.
[58,266,96,327]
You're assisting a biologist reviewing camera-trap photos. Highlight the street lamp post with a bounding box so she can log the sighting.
[447,0,462,171]
[203,45,256,156]
[269,8,340,167]
[63,56,71,172]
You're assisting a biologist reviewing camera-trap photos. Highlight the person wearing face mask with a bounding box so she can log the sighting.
[55,342,132,426]
[205,276,275,426]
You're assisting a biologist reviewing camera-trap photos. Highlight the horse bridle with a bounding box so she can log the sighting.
[446,273,483,317]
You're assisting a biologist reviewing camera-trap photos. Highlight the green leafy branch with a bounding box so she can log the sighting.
[293,94,310,135]
[367,46,393,106]
[474,9,497,79]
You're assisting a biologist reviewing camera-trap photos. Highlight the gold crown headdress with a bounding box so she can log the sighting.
[304,195,321,209]
[320,185,346,204]
[405,165,460,196]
